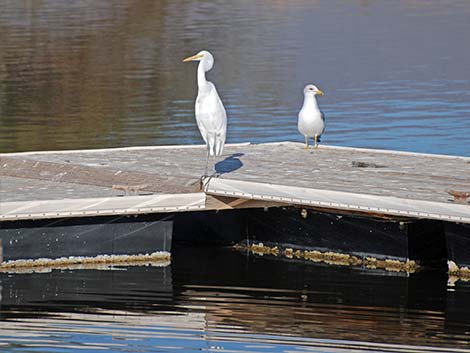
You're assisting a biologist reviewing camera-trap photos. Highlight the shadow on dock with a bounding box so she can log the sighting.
[215,153,244,175]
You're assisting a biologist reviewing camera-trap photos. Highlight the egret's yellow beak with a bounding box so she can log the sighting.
[316,89,325,96]
[183,53,204,62]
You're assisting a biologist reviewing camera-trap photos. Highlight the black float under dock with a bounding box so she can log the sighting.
[1,142,469,276]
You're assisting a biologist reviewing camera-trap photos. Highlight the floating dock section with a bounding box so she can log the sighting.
[1,142,469,274]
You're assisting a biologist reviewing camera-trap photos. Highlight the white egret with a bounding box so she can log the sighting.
[183,50,227,175]
[298,84,325,149]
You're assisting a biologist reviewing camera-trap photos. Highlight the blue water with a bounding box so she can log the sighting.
[1,2,470,351]
[0,0,469,155]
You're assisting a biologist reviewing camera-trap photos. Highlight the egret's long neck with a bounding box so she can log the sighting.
[303,94,319,110]
[197,62,209,92]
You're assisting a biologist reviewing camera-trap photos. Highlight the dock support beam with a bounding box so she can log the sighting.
[174,206,453,273]
[445,222,470,277]
[0,214,173,268]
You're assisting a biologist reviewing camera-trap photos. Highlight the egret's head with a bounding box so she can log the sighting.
[183,50,214,71]
[304,84,324,97]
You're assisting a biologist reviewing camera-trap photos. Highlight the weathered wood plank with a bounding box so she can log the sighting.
[1,142,469,222]
[1,156,199,195]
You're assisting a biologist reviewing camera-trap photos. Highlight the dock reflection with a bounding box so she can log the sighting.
[0,245,469,351]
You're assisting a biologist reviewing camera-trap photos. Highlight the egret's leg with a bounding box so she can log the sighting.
[304,136,309,149]
[204,149,210,177]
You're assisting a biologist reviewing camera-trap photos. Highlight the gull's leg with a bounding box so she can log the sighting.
[314,134,318,149]
[304,135,309,149]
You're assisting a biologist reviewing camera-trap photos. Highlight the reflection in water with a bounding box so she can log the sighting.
[1,245,470,352]
[0,0,469,155]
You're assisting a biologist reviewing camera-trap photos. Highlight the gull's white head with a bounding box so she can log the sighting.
[303,84,324,97]
[183,50,214,72]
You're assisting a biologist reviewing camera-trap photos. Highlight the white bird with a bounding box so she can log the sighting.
[298,84,325,149]
[183,50,227,175]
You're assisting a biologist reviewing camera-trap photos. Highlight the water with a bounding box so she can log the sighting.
[1,1,470,351]
[0,0,469,155]
[1,245,470,353]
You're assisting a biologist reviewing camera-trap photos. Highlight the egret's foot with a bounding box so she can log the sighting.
[199,172,218,190]
[198,175,209,190]
[303,145,309,150]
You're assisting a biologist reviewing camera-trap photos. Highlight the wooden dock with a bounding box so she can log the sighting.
[1,142,470,273]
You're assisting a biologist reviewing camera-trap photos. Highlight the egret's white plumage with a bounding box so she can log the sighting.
[183,50,227,163]
[298,84,325,149]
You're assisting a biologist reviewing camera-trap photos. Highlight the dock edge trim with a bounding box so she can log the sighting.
[0,193,206,221]
[204,178,470,224]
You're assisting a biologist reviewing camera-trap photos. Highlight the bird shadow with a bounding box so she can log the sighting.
[215,153,244,176]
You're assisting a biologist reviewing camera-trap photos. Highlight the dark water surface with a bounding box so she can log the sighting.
[1,245,470,353]
[0,0,469,155]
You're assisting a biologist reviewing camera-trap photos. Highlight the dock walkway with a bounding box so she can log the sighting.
[1,142,469,223]
[1,142,470,272]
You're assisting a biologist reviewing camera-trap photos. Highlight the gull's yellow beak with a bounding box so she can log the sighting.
[316,89,325,96]
[183,53,204,62]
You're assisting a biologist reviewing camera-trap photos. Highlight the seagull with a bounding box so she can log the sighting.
[183,50,227,175]
[298,84,325,149]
